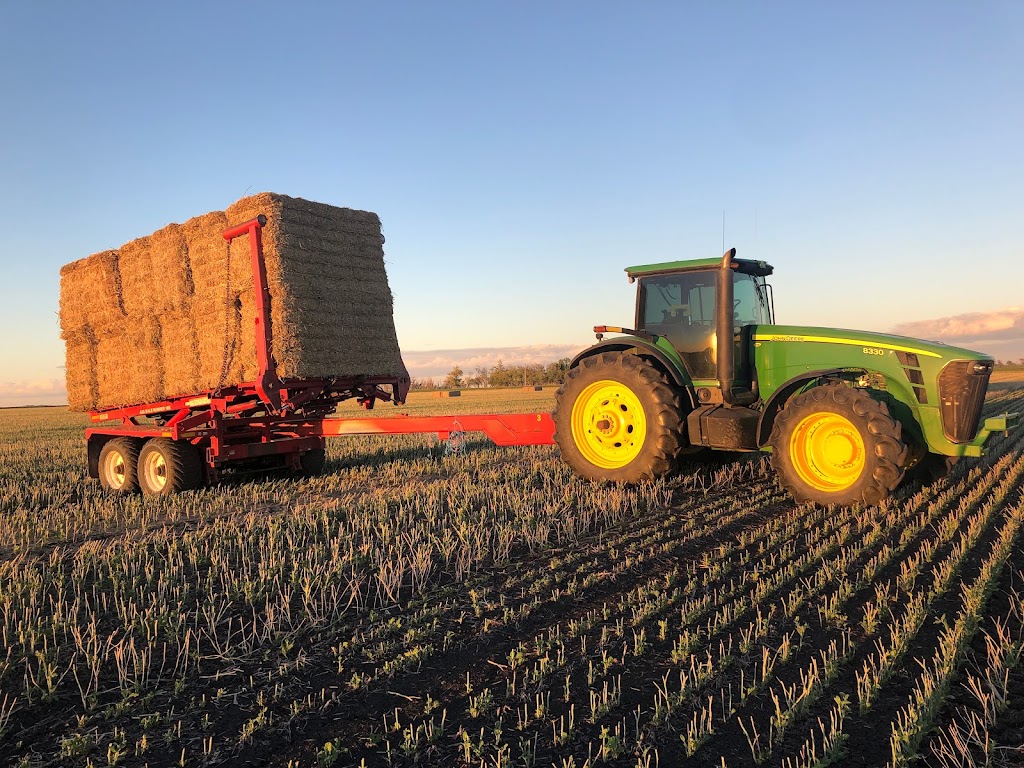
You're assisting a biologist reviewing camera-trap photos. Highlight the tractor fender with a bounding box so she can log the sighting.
[571,339,697,410]
[756,368,867,446]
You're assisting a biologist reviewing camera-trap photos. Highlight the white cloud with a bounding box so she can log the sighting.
[403,343,588,379]
[891,307,1024,342]
[0,378,67,408]
[890,307,1024,360]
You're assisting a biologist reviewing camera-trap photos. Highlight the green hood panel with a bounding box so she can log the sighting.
[753,325,991,363]
[753,324,993,456]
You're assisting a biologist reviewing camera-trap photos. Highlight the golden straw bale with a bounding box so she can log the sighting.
[94,315,163,408]
[58,250,124,333]
[183,212,231,304]
[150,223,192,312]
[159,311,200,399]
[117,236,152,318]
[192,298,258,391]
[63,328,98,411]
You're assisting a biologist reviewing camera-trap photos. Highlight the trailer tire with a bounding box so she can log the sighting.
[297,448,327,477]
[769,381,907,506]
[138,438,205,496]
[554,352,684,482]
[98,437,142,493]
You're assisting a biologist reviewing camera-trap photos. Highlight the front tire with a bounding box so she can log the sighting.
[769,381,907,506]
[138,438,205,496]
[553,352,684,482]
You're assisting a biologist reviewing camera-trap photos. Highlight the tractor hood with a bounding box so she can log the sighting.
[753,324,1003,458]
[752,325,993,364]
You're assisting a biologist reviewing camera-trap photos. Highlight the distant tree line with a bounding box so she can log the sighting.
[995,359,1024,369]
[411,358,573,390]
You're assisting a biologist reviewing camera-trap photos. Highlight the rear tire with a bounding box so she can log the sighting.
[98,438,141,493]
[769,381,907,506]
[553,352,684,482]
[138,438,205,496]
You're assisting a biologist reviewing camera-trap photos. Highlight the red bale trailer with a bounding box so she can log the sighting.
[87,214,556,495]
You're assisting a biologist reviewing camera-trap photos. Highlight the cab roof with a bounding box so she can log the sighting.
[625,257,774,281]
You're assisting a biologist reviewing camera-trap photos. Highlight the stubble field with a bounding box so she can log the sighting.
[2,379,1024,768]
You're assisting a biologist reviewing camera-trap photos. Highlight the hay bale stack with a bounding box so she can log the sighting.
[60,193,408,411]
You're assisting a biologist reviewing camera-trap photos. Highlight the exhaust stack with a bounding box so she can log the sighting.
[717,248,757,406]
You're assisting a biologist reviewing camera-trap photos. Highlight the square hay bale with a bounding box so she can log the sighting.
[159,311,200,399]
[117,235,153,318]
[184,211,235,303]
[192,298,258,391]
[104,225,193,321]
[436,390,461,398]
[63,328,98,411]
[94,315,163,409]
[150,223,193,312]
[58,250,124,333]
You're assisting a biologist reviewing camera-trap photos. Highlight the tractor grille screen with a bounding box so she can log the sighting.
[937,361,990,443]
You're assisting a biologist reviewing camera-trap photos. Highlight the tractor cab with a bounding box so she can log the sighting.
[627,250,774,402]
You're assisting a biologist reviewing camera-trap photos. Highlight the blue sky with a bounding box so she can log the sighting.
[1,2,1022,405]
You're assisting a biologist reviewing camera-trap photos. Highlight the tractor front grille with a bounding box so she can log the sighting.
[937,360,991,443]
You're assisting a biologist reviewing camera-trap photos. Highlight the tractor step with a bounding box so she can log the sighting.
[686,405,760,451]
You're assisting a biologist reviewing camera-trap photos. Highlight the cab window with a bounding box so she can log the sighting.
[639,273,718,378]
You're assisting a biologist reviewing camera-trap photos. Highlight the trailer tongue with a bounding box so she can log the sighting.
[86,215,554,495]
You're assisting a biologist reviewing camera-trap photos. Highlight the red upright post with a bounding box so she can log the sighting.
[223,215,283,412]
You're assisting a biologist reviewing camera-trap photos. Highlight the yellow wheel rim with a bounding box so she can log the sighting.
[571,380,647,469]
[142,451,167,492]
[789,412,866,492]
[102,448,127,490]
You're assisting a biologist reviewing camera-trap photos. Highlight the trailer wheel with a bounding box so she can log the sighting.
[553,352,683,482]
[769,381,907,506]
[297,448,327,477]
[98,438,142,493]
[138,438,204,496]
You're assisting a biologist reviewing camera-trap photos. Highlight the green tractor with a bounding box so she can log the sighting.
[553,249,1016,505]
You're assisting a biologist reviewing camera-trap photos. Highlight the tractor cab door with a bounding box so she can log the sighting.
[639,272,718,379]
[638,270,768,385]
